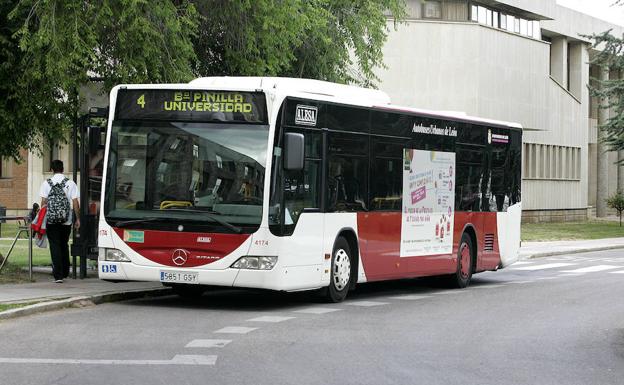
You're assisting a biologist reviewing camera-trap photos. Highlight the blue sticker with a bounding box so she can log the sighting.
[101,264,118,273]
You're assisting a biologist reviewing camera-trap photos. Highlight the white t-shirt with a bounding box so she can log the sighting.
[40,174,80,225]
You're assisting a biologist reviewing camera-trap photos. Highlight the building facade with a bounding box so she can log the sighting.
[378,0,623,221]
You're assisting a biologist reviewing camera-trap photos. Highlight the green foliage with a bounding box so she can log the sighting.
[193,0,406,86]
[0,0,199,160]
[606,191,624,226]
[586,1,624,154]
[0,0,406,160]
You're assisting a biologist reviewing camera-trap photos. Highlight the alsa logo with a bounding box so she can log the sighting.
[295,105,318,126]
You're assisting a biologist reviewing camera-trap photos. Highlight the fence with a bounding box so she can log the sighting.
[0,213,33,280]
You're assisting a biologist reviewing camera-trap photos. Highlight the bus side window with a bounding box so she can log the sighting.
[370,139,403,211]
[327,133,369,212]
[455,143,484,212]
[281,130,322,234]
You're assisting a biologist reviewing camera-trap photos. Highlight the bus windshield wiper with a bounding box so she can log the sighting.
[161,208,243,234]
[114,217,171,227]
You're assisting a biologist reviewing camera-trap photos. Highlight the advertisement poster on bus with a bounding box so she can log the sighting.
[400,149,456,257]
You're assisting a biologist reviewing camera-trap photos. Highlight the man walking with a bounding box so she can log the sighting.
[40,160,80,283]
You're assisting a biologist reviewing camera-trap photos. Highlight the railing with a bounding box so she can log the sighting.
[0,215,33,281]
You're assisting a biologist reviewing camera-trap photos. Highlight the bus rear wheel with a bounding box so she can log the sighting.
[170,283,206,299]
[448,233,474,288]
[325,237,353,303]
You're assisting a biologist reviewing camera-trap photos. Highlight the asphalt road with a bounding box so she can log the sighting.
[1,249,623,385]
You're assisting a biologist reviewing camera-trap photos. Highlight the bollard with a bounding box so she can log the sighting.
[28,218,33,281]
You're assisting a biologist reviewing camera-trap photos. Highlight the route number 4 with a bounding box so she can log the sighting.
[136,94,145,109]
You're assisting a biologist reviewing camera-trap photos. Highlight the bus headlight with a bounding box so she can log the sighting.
[231,256,277,270]
[105,248,131,262]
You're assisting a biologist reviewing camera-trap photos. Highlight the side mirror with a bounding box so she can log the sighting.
[284,133,305,170]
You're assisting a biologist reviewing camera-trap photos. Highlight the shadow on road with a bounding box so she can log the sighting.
[118,275,506,312]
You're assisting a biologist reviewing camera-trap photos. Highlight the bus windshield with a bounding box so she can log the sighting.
[104,121,269,233]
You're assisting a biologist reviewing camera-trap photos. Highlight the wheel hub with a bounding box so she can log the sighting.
[460,242,471,278]
[333,249,351,291]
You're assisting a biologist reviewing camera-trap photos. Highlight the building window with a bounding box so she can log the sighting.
[42,141,60,172]
[423,1,442,19]
[470,4,540,39]
[520,18,528,35]
[0,158,12,179]
[471,5,478,22]
[524,143,581,180]
[477,5,487,24]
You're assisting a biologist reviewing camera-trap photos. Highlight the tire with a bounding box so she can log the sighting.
[448,233,474,288]
[325,237,353,303]
[170,283,206,299]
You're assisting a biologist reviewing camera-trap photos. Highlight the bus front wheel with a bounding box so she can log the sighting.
[325,237,353,303]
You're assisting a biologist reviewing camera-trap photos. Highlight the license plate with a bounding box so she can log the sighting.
[160,270,199,284]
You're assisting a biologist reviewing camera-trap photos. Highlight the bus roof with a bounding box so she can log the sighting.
[150,76,522,130]
[373,105,523,131]
[189,76,391,106]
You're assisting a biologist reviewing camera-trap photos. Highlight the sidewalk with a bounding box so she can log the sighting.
[519,237,624,259]
[0,274,168,320]
[0,279,165,305]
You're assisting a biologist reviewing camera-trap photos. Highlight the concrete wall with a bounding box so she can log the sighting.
[541,6,624,43]
[27,145,79,210]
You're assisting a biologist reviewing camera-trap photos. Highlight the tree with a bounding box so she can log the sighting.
[192,0,406,86]
[586,0,624,154]
[606,191,624,226]
[0,0,199,160]
[0,0,406,160]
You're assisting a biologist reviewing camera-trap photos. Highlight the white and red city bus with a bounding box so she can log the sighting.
[98,77,522,302]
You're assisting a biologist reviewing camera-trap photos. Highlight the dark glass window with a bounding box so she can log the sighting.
[455,143,484,211]
[371,110,412,137]
[326,104,370,133]
[370,139,403,211]
[327,133,369,212]
[270,124,322,235]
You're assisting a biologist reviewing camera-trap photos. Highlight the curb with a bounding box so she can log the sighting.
[524,244,624,259]
[0,287,171,321]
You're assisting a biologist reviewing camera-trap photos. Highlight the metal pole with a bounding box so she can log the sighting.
[72,96,79,279]
[28,219,33,281]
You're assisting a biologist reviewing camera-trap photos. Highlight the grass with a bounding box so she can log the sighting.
[521,221,624,242]
[0,302,35,312]
[0,239,51,267]
[0,222,30,239]
[0,263,47,284]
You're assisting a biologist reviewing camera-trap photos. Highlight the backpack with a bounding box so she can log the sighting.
[47,178,71,224]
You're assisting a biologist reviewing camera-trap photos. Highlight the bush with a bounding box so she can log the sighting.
[606,191,624,226]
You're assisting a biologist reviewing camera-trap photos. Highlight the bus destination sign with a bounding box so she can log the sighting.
[115,89,267,123]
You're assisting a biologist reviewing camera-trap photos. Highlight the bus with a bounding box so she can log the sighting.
[98,77,522,302]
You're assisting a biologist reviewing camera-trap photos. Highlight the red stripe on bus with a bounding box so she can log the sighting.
[113,228,250,267]
[356,212,500,280]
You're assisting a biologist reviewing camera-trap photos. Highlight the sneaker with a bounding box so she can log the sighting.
[54,279,63,283]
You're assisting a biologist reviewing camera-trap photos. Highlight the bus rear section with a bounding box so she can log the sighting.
[269,97,522,301]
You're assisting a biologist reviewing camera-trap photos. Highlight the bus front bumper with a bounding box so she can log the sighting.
[98,261,324,292]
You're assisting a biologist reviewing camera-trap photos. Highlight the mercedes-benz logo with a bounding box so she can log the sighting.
[172,249,189,266]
